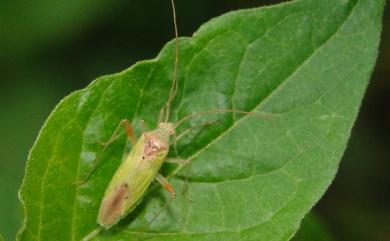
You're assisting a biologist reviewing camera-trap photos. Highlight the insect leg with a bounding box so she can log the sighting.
[171,131,180,156]
[96,119,127,146]
[165,159,193,199]
[140,119,145,135]
[122,119,138,146]
[133,195,176,241]
[174,109,274,129]
[164,158,189,164]
[174,120,221,143]
[170,120,220,156]
[181,161,193,198]
[156,173,176,197]
[97,118,138,147]
[80,227,104,241]
[164,158,191,198]
[132,174,177,240]
[158,106,167,124]
[73,119,137,185]
[167,120,221,197]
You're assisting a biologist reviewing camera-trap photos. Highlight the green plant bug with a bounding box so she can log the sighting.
[96,0,181,229]
[98,121,176,228]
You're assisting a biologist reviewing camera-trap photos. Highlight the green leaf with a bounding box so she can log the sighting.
[18,0,384,240]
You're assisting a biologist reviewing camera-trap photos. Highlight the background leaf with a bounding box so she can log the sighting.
[18,0,384,241]
[292,213,335,241]
[0,0,128,57]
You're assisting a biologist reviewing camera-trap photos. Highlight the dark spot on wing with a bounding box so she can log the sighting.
[99,183,129,227]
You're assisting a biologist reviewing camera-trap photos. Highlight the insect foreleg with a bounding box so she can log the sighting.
[96,119,137,147]
[159,106,167,124]
[122,119,138,146]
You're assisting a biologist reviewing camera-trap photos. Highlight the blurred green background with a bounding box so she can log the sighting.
[0,0,389,240]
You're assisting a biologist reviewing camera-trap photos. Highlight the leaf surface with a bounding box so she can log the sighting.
[18,0,384,240]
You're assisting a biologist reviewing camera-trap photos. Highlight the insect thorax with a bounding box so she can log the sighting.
[143,129,170,158]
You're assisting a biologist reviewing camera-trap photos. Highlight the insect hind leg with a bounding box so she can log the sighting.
[156,173,176,197]
[167,120,221,199]
[73,119,138,186]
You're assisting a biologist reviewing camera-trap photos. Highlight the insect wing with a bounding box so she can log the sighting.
[98,129,169,228]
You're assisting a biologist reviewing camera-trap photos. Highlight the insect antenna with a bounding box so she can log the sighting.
[174,109,274,129]
[161,0,180,123]
[134,1,180,238]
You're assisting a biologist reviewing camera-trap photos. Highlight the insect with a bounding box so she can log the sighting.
[79,0,265,239]
[97,120,178,228]
[96,0,182,229]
